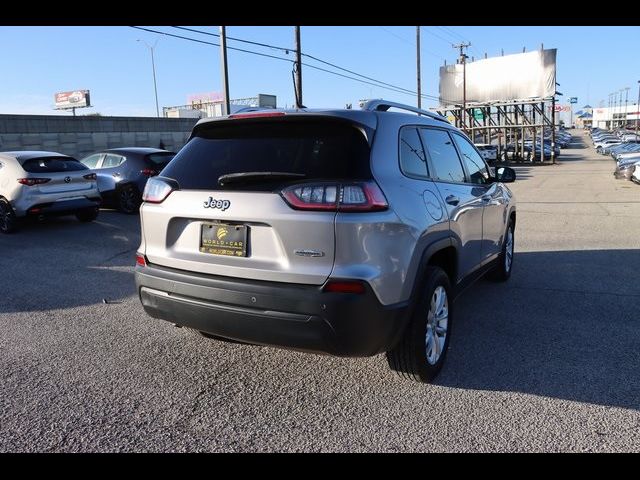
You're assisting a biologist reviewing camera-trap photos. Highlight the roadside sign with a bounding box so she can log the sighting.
[569,97,578,104]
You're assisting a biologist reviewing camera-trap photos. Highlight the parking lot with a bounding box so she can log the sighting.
[1,129,639,452]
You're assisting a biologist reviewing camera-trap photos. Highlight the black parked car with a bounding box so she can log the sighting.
[80,148,175,213]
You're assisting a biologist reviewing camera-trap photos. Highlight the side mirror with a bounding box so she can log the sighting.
[495,166,516,183]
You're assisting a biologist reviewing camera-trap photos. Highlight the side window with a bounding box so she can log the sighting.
[452,133,490,185]
[80,153,102,169]
[101,154,125,168]
[419,128,466,183]
[399,127,428,179]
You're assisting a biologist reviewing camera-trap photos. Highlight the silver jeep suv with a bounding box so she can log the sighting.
[135,100,516,383]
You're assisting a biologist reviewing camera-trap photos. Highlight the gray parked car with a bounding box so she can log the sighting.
[0,151,101,233]
[80,148,175,214]
[134,100,517,383]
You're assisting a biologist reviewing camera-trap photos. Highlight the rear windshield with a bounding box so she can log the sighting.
[22,157,88,173]
[146,152,175,168]
[160,119,371,190]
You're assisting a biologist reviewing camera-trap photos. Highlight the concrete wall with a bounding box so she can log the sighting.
[0,114,199,159]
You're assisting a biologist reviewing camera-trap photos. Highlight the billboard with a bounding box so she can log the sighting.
[55,90,91,109]
[439,49,557,106]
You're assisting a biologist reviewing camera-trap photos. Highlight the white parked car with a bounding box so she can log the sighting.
[474,143,498,162]
[0,151,101,233]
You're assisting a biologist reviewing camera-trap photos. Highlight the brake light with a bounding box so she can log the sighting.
[142,177,174,203]
[83,173,97,180]
[228,111,286,119]
[135,253,147,267]
[323,280,366,294]
[281,181,388,212]
[140,168,158,177]
[18,178,51,186]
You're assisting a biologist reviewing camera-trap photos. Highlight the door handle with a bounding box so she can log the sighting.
[445,195,459,206]
[481,194,491,203]
[112,173,120,177]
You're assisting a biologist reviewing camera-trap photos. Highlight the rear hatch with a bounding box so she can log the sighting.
[141,115,375,285]
[20,156,95,196]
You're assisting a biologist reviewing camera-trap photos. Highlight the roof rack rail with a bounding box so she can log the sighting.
[361,99,450,124]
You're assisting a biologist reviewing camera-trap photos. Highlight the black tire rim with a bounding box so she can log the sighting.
[120,187,137,212]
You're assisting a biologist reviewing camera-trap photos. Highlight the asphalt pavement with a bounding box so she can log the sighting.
[1,129,639,452]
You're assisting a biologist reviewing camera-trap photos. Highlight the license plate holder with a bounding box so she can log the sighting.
[200,222,248,257]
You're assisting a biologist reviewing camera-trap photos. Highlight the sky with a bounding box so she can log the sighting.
[1,25,639,117]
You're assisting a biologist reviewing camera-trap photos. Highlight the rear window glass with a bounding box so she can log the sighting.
[22,157,87,173]
[146,152,175,167]
[161,120,371,190]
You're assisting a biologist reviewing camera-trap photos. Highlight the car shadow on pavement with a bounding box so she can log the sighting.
[438,249,640,411]
[0,212,140,313]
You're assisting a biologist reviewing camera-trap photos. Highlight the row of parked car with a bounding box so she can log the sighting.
[590,127,640,183]
[474,130,572,163]
[0,147,175,233]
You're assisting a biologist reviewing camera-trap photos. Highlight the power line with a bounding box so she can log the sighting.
[172,26,293,53]
[130,26,294,64]
[172,26,429,95]
[378,26,447,61]
[436,26,467,43]
[130,26,451,104]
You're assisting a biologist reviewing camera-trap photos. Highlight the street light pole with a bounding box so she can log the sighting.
[138,39,160,118]
[624,87,630,129]
[416,26,421,109]
[636,80,640,136]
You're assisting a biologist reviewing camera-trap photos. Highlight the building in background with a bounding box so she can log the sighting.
[592,104,640,129]
[163,93,277,118]
[575,105,593,129]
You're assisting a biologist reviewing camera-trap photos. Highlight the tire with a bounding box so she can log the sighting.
[0,199,17,234]
[489,219,515,282]
[117,184,141,214]
[386,266,453,383]
[76,207,99,223]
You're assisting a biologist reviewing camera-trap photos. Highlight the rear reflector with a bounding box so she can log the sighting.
[135,253,147,267]
[83,173,97,180]
[323,280,366,294]
[18,178,51,186]
[228,111,286,119]
[281,181,388,212]
[142,177,174,203]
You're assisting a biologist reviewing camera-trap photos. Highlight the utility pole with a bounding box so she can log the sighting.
[453,42,471,132]
[416,26,421,109]
[294,26,303,108]
[220,26,231,116]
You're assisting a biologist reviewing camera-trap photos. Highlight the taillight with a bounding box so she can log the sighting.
[83,173,97,180]
[18,178,50,186]
[142,177,174,203]
[323,280,366,294]
[135,253,147,267]
[281,181,388,212]
[140,168,158,177]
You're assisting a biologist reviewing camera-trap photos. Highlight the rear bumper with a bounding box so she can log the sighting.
[135,263,409,357]
[21,196,101,217]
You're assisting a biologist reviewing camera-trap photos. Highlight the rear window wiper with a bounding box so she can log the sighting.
[218,171,306,186]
